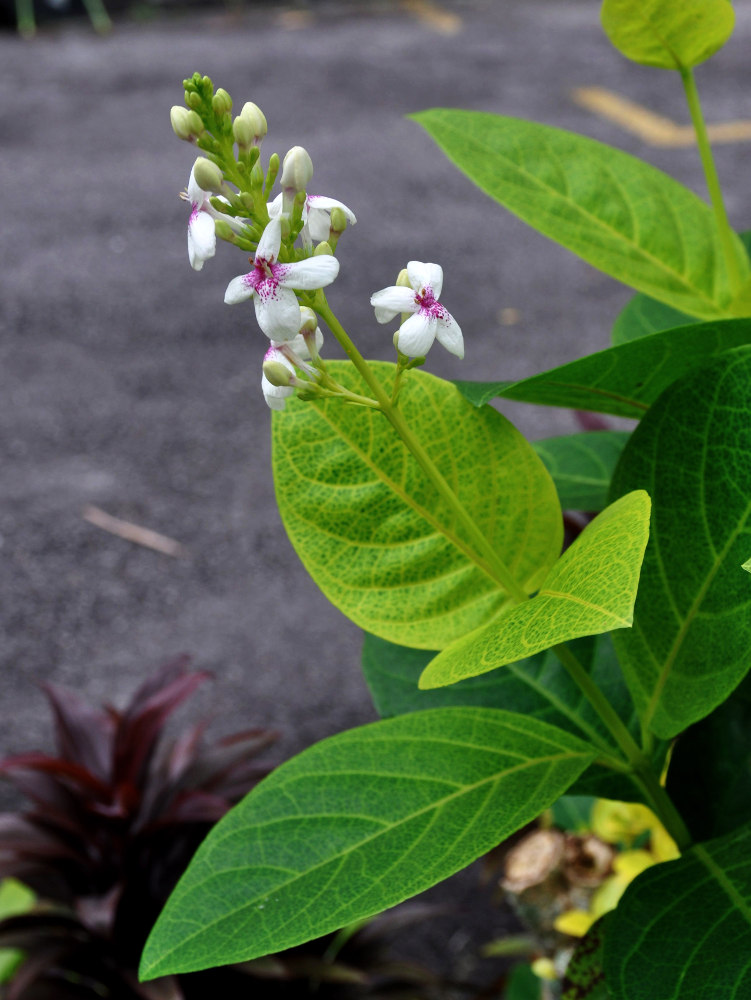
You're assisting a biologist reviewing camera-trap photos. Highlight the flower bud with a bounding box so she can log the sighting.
[192,156,224,193]
[313,241,333,256]
[298,307,318,335]
[240,101,268,142]
[280,145,314,194]
[232,115,253,149]
[170,106,203,141]
[329,206,348,235]
[262,360,294,387]
[187,91,203,111]
[212,88,232,115]
[213,219,235,241]
[395,268,411,288]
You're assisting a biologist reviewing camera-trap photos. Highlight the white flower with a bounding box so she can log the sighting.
[183,165,244,271]
[261,324,324,411]
[268,193,357,245]
[370,261,464,359]
[224,218,339,341]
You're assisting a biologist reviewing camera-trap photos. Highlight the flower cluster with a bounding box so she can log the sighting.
[171,74,464,410]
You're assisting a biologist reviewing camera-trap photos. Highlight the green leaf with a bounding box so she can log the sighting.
[551,795,597,833]
[505,963,543,1000]
[666,670,751,841]
[272,361,561,650]
[562,916,613,1000]
[610,346,751,738]
[0,879,35,984]
[604,823,751,1000]
[601,0,735,70]
[412,109,748,318]
[454,317,751,418]
[611,294,696,345]
[611,234,751,345]
[534,432,631,510]
[419,491,650,689]
[140,708,596,978]
[362,632,663,802]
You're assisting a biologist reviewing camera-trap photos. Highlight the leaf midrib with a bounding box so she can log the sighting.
[145,746,592,973]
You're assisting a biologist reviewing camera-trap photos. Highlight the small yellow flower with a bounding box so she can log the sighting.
[531,957,559,980]
[553,909,598,937]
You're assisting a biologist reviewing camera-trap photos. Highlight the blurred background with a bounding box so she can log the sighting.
[0,0,750,981]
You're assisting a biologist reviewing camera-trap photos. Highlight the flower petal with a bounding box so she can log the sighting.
[370,286,416,323]
[407,261,443,299]
[262,375,294,410]
[256,217,283,262]
[224,273,255,305]
[267,193,284,219]
[279,255,340,291]
[188,210,216,271]
[254,285,302,341]
[435,311,464,359]
[397,312,437,358]
[305,196,357,242]
[187,167,205,206]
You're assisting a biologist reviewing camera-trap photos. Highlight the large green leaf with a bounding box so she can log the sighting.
[362,632,662,802]
[562,916,613,1000]
[601,0,735,70]
[419,491,650,689]
[610,347,751,739]
[534,431,631,510]
[140,708,596,978]
[666,670,751,842]
[611,234,751,345]
[604,823,751,1000]
[272,361,561,650]
[611,294,695,346]
[454,317,751,418]
[412,109,748,318]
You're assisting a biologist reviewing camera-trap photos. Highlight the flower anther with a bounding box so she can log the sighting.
[370,261,464,359]
[224,218,339,341]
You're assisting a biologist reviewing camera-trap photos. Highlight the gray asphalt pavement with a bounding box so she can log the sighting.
[1,0,751,968]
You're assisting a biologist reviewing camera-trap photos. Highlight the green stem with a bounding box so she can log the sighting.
[316,297,530,602]
[680,65,743,297]
[554,642,691,851]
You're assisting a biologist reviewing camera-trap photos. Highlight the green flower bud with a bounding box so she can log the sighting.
[329,207,348,234]
[240,101,268,141]
[263,360,294,387]
[313,241,333,256]
[232,115,253,149]
[170,106,202,141]
[299,306,318,334]
[396,268,411,288]
[212,88,232,115]
[187,91,203,110]
[213,219,235,241]
[192,156,224,192]
[280,145,314,193]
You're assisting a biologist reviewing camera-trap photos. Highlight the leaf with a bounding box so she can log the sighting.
[666,671,751,841]
[140,708,596,978]
[601,0,735,70]
[562,916,613,1000]
[611,294,696,346]
[362,632,664,802]
[0,879,35,984]
[533,432,631,510]
[419,492,650,689]
[551,795,598,833]
[604,823,751,1000]
[505,963,543,1000]
[454,317,751,418]
[412,109,748,318]
[610,346,751,738]
[272,361,561,650]
[611,235,751,345]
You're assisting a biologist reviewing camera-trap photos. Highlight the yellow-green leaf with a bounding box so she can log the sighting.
[272,362,561,650]
[601,0,734,70]
[420,491,650,689]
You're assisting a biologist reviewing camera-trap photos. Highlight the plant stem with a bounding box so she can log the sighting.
[315,296,530,602]
[554,641,691,850]
[680,66,744,297]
